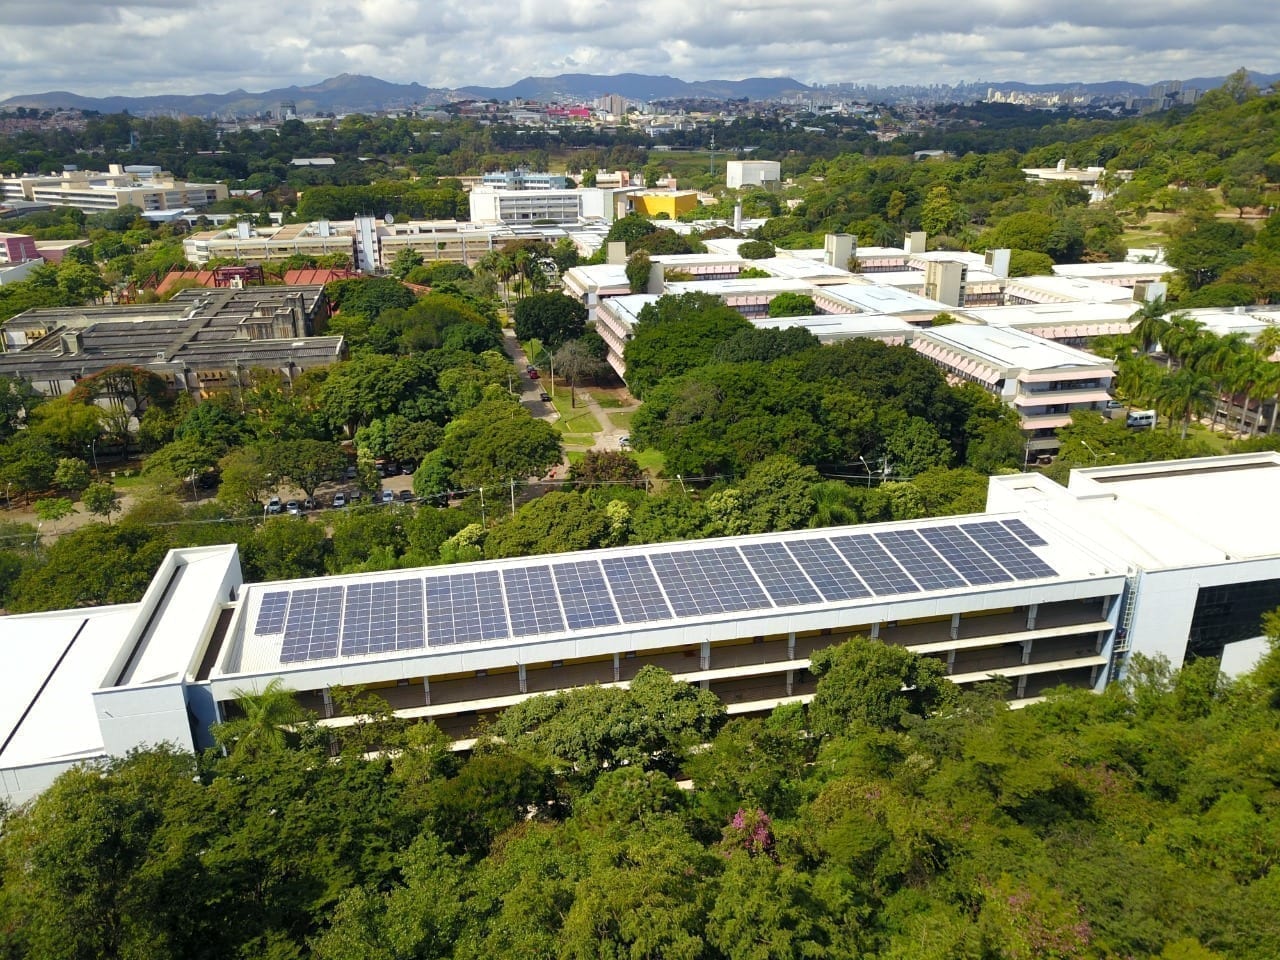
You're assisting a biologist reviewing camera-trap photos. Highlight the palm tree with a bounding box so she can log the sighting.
[1161,314,1206,371]
[1194,331,1250,431]
[213,678,308,759]
[1156,367,1216,439]
[1128,295,1169,357]
[1115,355,1163,412]
[1227,350,1271,436]
[1253,328,1280,436]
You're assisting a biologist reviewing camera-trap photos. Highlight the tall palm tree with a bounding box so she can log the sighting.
[1128,296,1170,358]
[1253,328,1280,436]
[1115,355,1163,412]
[1194,331,1250,431]
[1227,350,1271,436]
[213,678,308,759]
[1161,314,1206,371]
[1156,367,1216,440]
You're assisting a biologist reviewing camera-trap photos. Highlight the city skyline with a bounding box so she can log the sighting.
[1,0,1276,102]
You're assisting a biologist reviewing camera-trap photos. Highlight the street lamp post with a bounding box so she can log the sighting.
[1080,439,1102,464]
[89,438,100,478]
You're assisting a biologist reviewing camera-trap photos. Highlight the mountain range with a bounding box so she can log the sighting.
[0,70,1272,117]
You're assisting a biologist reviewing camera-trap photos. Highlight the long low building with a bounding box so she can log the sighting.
[5,453,1279,807]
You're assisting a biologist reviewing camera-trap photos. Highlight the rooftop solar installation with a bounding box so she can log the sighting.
[602,555,673,623]
[1002,518,1049,547]
[280,585,343,662]
[254,591,290,635]
[740,542,823,607]
[503,566,565,637]
[919,526,1013,585]
[650,547,772,617]
[553,560,620,630]
[964,521,1059,580]
[782,538,871,601]
[340,579,424,656]
[426,571,509,645]
[829,534,918,595]
[248,516,1066,665]
[872,530,968,591]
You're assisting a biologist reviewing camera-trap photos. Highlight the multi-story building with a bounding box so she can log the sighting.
[0,165,227,213]
[911,324,1115,457]
[725,160,782,189]
[184,220,356,267]
[6,452,1279,806]
[481,168,572,190]
[0,286,341,400]
[0,232,39,264]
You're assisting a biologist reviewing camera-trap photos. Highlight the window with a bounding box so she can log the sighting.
[1186,577,1280,661]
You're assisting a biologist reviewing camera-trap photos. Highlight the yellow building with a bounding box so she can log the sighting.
[629,190,699,220]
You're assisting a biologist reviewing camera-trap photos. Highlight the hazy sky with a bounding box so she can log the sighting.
[0,0,1275,99]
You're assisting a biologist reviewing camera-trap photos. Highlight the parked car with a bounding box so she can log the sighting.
[344,465,358,480]
[381,489,395,504]
[619,436,631,447]
[401,462,416,475]
[266,496,282,514]
[528,369,540,379]
[350,489,364,503]
[302,497,317,511]
[399,489,415,502]
[332,493,347,509]
[285,500,301,515]
[539,391,551,402]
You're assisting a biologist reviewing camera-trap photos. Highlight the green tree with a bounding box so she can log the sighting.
[808,636,957,737]
[52,456,91,495]
[242,516,329,581]
[623,293,753,398]
[625,249,652,294]
[82,482,121,522]
[212,678,309,760]
[33,496,75,523]
[389,246,425,279]
[513,292,587,349]
[766,292,817,318]
[920,184,962,236]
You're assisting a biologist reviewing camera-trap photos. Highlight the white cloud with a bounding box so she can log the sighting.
[0,0,1274,100]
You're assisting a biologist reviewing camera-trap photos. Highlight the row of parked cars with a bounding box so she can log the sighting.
[265,488,416,515]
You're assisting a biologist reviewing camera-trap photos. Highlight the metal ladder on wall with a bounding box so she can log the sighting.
[1107,580,1139,683]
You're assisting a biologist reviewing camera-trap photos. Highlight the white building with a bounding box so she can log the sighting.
[911,324,1115,456]
[0,165,227,213]
[725,160,782,189]
[6,453,1279,807]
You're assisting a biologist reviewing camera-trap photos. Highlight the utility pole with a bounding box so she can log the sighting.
[510,478,516,517]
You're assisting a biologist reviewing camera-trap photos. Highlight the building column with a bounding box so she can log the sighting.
[1026,603,1039,631]
[1022,639,1033,665]
[518,663,527,694]
[322,687,334,719]
[950,612,961,641]
[700,640,711,671]
[1016,676,1028,699]
[870,622,881,639]
[613,652,621,682]
[787,631,796,662]
[946,649,956,674]
[786,670,794,696]
[422,677,430,706]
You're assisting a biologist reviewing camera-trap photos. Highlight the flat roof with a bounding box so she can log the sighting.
[758,313,915,340]
[0,605,139,769]
[822,283,953,315]
[223,512,1122,680]
[914,324,1114,373]
[1052,261,1177,280]
[1004,275,1135,303]
[664,277,815,296]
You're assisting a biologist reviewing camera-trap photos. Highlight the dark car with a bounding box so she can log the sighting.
[399,489,415,502]
[539,391,551,402]
[528,369,539,379]
[303,497,317,511]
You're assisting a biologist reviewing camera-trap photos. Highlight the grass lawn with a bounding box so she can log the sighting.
[559,433,596,447]
[1182,420,1236,453]
[566,450,587,465]
[608,410,636,432]
[632,447,666,474]
[550,394,601,434]
[593,395,626,409]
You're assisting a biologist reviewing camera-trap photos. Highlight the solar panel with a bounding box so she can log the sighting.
[650,547,773,617]
[254,591,290,635]
[963,521,1059,580]
[503,566,565,637]
[340,579,425,656]
[829,534,919,595]
[426,570,509,645]
[872,529,968,591]
[783,538,871,601]
[740,542,823,606]
[601,555,672,623]
[1002,518,1049,547]
[919,526,1013,585]
[280,585,343,662]
[553,560,620,630]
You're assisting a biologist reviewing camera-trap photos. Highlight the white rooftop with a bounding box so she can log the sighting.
[1004,275,1136,304]
[758,313,916,341]
[664,277,816,297]
[822,282,953,316]
[915,323,1114,373]
[1052,261,1177,281]
[0,604,139,771]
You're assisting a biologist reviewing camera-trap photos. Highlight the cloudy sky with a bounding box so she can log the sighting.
[0,0,1275,99]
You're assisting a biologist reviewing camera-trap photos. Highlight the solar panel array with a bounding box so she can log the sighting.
[252,519,1061,663]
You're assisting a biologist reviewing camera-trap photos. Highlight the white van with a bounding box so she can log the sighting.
[1126,409,1156,429]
